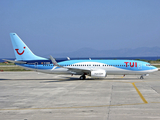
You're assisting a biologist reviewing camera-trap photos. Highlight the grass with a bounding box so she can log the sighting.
[0,62,29,71]
[0,66,30,71]
[153,65,160,68]
[0,62,15,65]
[149,61,160,64]
[135,59,160,64]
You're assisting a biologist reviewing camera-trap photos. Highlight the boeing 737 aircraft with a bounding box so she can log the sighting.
[5,33,158,79]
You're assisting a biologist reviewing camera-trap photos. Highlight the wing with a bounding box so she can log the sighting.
[67,67,91,75]
[50,55,91,75]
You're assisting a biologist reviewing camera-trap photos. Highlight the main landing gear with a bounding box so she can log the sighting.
[79,74,86,80]
[140,75,144,79]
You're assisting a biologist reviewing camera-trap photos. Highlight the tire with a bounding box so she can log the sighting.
[80,76,86,80]
[140,76,144,79]
[80,76,84,80]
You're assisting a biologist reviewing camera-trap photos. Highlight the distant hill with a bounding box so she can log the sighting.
[45,46,160,58]
[1,47,160,62]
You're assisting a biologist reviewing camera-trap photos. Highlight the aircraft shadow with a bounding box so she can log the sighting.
[42,77,140,83]
[0,79,11,81]
[0,77,140,82]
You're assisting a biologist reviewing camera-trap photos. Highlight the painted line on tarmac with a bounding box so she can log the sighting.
[132,82,148,104]
[0,103,146,111]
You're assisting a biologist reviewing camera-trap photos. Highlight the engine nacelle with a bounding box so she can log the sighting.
[91,70,107,78]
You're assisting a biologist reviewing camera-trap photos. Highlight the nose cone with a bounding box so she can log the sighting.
[151,66,158,72]
[154,68,158,72]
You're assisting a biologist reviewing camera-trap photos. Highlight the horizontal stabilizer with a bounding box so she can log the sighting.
[3,59,27,64]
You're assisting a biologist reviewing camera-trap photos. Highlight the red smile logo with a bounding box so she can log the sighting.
[15,47,26,55]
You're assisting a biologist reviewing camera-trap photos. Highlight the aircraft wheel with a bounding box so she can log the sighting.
[140,76,144,79]
[80,75,86,80]
[80,76,84,80]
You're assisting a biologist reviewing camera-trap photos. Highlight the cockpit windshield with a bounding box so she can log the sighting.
[146,64,151,66]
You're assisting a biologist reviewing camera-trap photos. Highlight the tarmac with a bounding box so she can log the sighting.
[0,71,160,120]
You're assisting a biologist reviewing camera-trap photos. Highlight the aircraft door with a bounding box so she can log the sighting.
[138,63,142,69]
[35,62,38,69]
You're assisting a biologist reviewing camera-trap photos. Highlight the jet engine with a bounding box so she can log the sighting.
[91,70,107,78]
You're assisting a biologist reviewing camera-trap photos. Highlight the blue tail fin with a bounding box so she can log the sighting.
[10,33,47,61]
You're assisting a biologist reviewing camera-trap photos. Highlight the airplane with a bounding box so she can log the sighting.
[4,33,158,80]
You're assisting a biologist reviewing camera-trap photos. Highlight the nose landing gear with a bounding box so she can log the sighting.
[140,74,149,79]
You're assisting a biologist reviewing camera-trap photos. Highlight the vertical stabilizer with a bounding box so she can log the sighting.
[10,33,47,61]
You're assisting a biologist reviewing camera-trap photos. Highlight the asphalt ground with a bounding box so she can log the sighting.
[0,71,160,120]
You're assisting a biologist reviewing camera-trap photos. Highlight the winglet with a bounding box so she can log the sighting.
[50,55,62,67]
[67,57,70,60]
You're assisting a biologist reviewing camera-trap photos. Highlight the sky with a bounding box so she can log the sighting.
[0,0,160,58]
